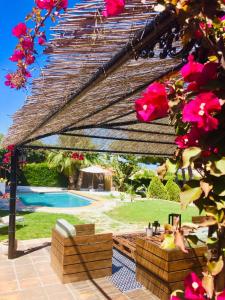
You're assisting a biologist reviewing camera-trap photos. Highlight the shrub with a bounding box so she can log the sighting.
[148,176,168,200]
[165,179,181,202]
[19,162,67,187]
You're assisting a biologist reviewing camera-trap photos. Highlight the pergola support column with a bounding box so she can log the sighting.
[8,148,18,259]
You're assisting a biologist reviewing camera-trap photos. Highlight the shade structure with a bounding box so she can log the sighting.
[3,0,195,157]
[81,165,111,174]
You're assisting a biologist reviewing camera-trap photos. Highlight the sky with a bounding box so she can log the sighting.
[0,0,74,137]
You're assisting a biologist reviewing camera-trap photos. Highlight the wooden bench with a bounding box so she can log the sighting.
[136,236,207,300]
[51,224,113,283]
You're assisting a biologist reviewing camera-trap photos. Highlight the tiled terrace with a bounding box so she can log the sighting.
[0,238,158,300]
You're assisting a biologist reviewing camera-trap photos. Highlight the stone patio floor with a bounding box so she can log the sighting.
[0,238,158,300]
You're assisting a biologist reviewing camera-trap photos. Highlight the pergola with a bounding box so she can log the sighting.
[4,0,196,258]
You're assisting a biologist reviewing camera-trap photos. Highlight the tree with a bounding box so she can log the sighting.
[47,151,83,189]
[107,155,140,191]
[148,176,168,200]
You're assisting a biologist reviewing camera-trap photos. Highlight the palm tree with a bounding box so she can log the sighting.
[47,151,82,189]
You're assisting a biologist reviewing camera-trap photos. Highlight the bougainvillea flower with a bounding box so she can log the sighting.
[175,127,202,149]
[170,297,181,300]
[182,92,221,131]
[25,55,35,65]
[184,273,206,300]
[21,37,34,51]
[5,70,28,89]
[135,82,169,122]
[102,0,125,17]
[36,0,55,10]
[182,55,218,90]
[217,289,225,300]
[9,50,25,62]
[198,62,218,86]
[71,152,84,161]
[181,55,204,82]
[12,23,27,37]
[7,145,14,151]
[38,36,46,45]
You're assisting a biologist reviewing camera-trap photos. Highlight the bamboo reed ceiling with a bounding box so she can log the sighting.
[5,0,184,156]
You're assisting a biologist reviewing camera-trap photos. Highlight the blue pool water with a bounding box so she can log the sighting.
[19,192,92,208]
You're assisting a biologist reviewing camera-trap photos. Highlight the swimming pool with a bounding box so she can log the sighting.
[18,192,93,208]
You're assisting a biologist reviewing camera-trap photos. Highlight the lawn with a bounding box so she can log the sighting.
[0,210,83,241]
[106,199,199,225]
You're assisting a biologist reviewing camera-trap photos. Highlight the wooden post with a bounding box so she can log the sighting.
[8,148,18,259]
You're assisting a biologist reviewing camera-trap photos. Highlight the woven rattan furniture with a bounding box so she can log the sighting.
[51,224,113,283]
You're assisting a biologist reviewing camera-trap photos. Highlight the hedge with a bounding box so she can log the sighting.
[165,179,181,202]
[148,176,169,200]
[19,162,67,187]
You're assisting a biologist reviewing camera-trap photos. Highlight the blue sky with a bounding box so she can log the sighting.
[0,0,74,136]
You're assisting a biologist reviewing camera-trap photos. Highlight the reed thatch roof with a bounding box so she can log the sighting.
[5,0,190,156]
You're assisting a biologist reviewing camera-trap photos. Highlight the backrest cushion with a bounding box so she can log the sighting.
[55,219,76,237]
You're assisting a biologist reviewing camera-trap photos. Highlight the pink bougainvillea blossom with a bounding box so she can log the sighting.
[12,23,27,38]
[25,54,35,65]
[181,55,218,90]
[21,37,34,51]
[135,82,169,122]
[217,290,225,300]
[181,55,204,82]
[175,127,202,149]
[71,152,84,161]
[38,36,46,45]
[170,297,181,300]
[36,0,55,10]
[184,273,206,300]
[102,0,125,17]
[9,50,25,62]
[5,69,30,89]
[182,92,221,131]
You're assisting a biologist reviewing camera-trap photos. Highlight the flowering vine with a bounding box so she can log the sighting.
[6,0,125,89]
[6,0,68,89]
[134,0,225,298]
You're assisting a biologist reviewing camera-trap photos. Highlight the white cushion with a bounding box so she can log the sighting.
[55,219,76,238]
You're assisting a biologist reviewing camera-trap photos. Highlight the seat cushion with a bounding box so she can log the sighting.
[55,219,76,238]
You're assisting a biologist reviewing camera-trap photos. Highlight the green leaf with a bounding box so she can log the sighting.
[206,237,218,245]
[208,158,225,177]
[182,147,202,169]
[180,187,202,209]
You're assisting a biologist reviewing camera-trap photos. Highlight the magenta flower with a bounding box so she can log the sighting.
[4,70,30,89]
[182,92,221,131]
[181,55,218,90]
[170,297,181,300]
[181,55,204,82]
[184,273,206,300]
[175,127,202,149]
[21,37,34,51]
[25,55,35,65]
[217,290,225,300]
[102,0,125,17]
[9,50,25,62]
[36,0,55,10]
[12,23,27,38]
[135,82,169,122]
[38,36,46,45]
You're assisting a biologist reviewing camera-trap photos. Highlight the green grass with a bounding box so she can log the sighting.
[0,210,83,241]
[106,199,199,224]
